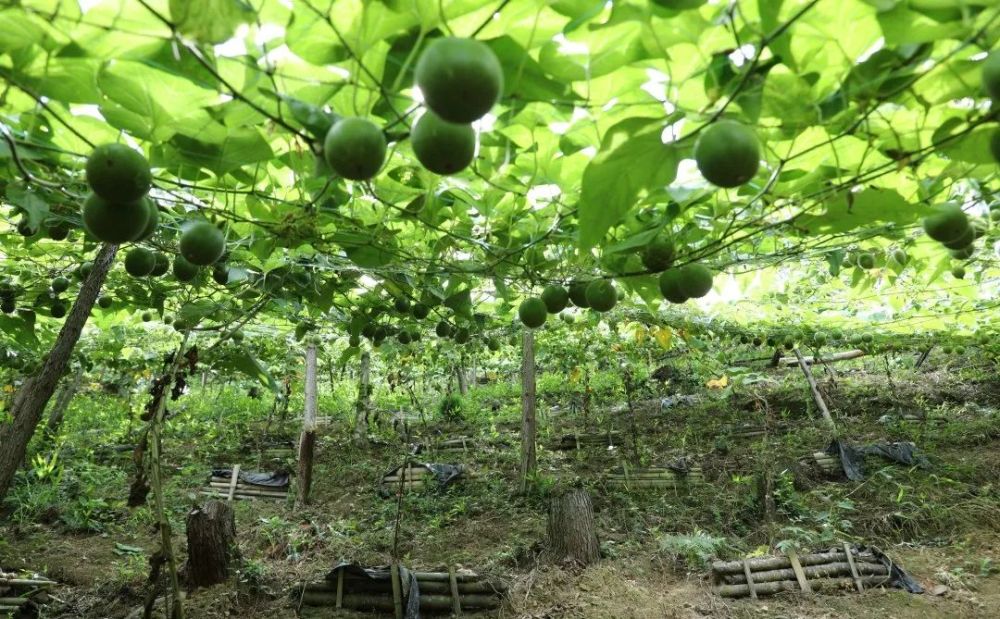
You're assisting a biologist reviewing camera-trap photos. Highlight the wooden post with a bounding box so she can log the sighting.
[352,350,371,446]
[297,344,318,505]
[519,329,537,493]
[449,565,462,615]
[843,542,865,593]
[792,348,838,436]
[742,559,758,599]
[390,563,403,619]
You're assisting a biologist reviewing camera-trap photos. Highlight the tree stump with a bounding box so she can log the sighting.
[546,486,600,566]
[185,500,238,587]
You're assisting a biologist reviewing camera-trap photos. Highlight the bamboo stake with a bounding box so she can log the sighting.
[786,550,812,592]
[390,564,403,619]
[793,347,839,436]
[449,565,462,616]
[742,560,757,600]
[227,463,240,501]
[843,542,864,593]
[300,592,501,610]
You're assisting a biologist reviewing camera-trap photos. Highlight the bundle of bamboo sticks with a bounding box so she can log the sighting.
[200,466,289,500]
[549,431,623,450]
[603,466,704,489]
[299,567,506,615]
[711,545,890,598]
[0,571,56,613]
[379,464,473,493]
[799,451,841,474]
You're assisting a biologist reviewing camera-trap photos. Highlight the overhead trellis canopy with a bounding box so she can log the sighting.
[0,0,998,345]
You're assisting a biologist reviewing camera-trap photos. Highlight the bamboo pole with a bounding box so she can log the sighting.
[792,347,839,436]
[715,575,890,598]
[305,580,503,595]
[722,561,887,585]
[712,550,876,575]
[0,578,55,587]
[206,482,288,496]
[300,592,501,610]
[778,349,864,366]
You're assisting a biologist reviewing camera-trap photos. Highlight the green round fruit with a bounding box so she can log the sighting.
[51,277,69,293]
[97,295,113,309]
[487,338,500,351]
[230,329,243,342]
[3,298,18,313]
[415,37,503,123]
[85,143,151,203]
[585,280,617,312]
[561,313,575,324]
[398,330,412,344]
[436,320,452,338]
[411,111,476,175]
[163,315,173,325]
[983,50,1000,103]
[77,262,94,280]
[950,245,975,260]
[857,253,876,270]
[16,219,36,237]
[410,329,422,342]
[51,302,66,318]
[150,253,169,277]
[323,117,387,181]
[783,338,794,350]
[454,327,470,343]
[641,237,676,272]
[212,265,229,285]
[412,303,430,319]
[658,269,688,304]
[394,297,410,313]
[694,120,761,188]
[541,285,569,314]
[814,332,827,346]
[861,333,874,343]
[952,266,966,279]
[180,221,226,266]
[568,281,591,308]
[47,223,69,241]
[519,297,548,328]
[141,312,152,322]
[956,345,967,355]
[891,249,908,265]
[942,345,953,355]
[124,247,156,277]
[677,264,714,298]
[173,255,200,282]
[134,198,160,242]
[82,193,151,244]
[752,337,762,346]
[923,203,969,244]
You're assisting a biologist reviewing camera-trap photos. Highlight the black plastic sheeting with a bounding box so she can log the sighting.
[826,439,930,481]
[324,563,421,619]
[211,468,290,489]
[378,462,464,498]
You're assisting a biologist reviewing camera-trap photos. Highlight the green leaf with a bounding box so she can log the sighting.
[798,188,929,235]
[169,0,254,45]
[5,185,49,229]
[578,118,679,249]
[226,345,279,392]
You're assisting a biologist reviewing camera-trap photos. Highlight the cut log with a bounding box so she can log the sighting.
[715,574,891,598]
[778,349,865,366]
[185,500,239,588]
[200,489,287,500]
[722,562,887,585]
[712,550,877,575]
[300,591,500,610]
[0,578,55,586]
[546,487,600,566]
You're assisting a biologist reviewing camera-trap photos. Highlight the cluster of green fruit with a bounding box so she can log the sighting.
[323,37,502,181]
[922,203,981,280]
[845,248,908,272]
[81,144,158,244]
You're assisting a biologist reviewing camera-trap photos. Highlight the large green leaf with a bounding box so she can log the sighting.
[578,118,679,249]
[169,0,254,45]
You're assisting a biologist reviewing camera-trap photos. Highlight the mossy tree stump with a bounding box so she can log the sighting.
[546,486,600,566]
